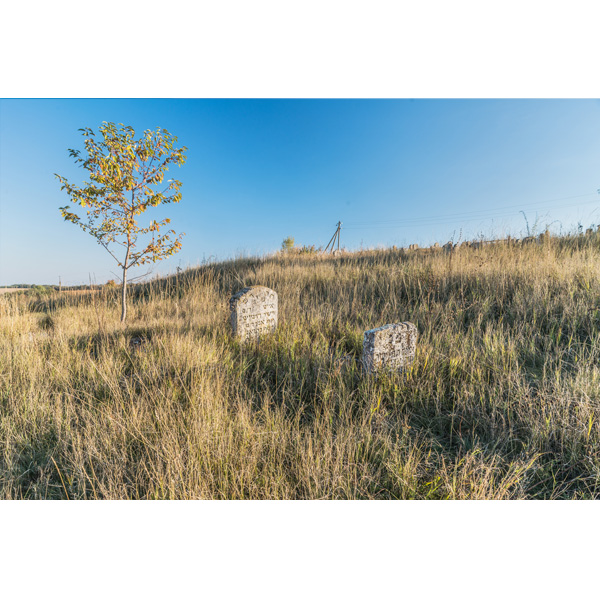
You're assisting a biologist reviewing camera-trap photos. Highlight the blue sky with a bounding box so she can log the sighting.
[0,99,599,285]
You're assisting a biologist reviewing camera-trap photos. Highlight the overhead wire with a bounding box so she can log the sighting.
[343,191,599,230]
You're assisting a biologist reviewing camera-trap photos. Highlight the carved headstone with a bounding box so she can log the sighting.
[362,322,417,374]
[229,286,278,342]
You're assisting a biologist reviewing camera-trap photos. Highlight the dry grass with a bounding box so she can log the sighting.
[2,234,600,499]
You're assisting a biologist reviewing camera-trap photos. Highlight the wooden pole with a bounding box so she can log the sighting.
[323,226,338,254]
[323,221,342,254]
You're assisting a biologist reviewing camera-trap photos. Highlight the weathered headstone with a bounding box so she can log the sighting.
[362,322,417,374]
[229,286,278,342]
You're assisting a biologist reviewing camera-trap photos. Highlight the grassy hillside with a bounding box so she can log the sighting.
[2,234,600,499]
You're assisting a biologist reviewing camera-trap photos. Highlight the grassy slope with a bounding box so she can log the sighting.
[2,235,600,499]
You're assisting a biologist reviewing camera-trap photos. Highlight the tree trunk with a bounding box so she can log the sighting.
[121,234,131,323]
[121,267,127,323]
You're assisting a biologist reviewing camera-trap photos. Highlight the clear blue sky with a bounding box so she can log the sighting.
[0,99,599,286]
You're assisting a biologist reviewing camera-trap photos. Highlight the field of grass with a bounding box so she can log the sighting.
[2,234,600,499]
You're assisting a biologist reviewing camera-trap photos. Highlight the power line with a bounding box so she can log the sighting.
[344,201,600,229]
[343,192,599,230]
[343,192,597,227]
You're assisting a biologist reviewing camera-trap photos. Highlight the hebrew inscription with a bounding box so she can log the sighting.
[229,286,278,342]
[362,322,417,374]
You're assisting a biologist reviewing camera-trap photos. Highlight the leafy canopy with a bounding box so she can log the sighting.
[281,236,295,251]
[55,122,187,270]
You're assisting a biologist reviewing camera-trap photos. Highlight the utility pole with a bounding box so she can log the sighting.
[323,221,342,254]
[59,276,62,293]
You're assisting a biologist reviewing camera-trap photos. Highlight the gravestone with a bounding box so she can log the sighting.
[362,322,417,374]
[229,286,278,342]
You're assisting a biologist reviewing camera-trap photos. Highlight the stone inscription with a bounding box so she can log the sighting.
[229,286,278,342]
[362,322,417,374]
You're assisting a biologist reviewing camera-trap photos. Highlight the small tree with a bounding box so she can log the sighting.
[281,236,295,252]
[55,122,187,322]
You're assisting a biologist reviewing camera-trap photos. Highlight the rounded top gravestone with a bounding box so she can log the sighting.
[229,286,278,342]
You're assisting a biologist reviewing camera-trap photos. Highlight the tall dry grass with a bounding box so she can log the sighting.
[2,233,600,499]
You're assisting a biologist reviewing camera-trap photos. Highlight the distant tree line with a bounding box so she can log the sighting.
[0,284,105,294]
[1,284,56,291]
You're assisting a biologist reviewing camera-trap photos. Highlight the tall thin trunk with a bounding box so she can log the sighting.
[121,266,127,323]
[121,237,131,323]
